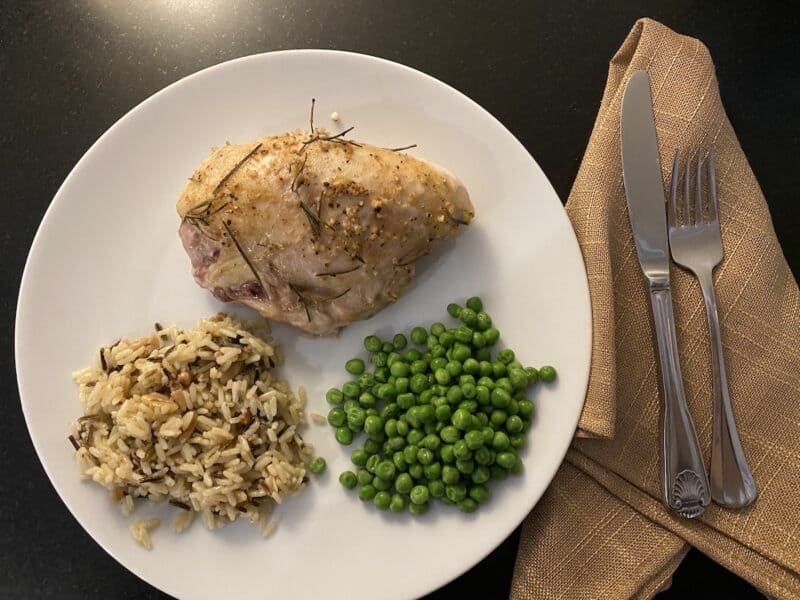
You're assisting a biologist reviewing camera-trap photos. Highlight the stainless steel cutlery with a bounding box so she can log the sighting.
[621,70,711,519]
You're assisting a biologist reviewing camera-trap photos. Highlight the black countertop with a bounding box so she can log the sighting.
[1,2,796,598]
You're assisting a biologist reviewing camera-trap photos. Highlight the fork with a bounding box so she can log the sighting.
[668,148,757,508]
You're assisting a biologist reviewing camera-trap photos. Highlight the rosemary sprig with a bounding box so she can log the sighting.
[300,126,362,153]
[214,142,262,194]
[290,154,308,193]
[325,287,351,301]
[299,201,322,237]
[222,221,264,289]
[385,144,418,152]
[288,282,310,322]
[315,265,361,277]
[309,97,316,133]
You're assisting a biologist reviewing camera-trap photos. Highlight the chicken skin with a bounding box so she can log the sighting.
[177,128,474,335]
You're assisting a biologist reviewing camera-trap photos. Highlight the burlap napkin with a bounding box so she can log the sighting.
[512,18,800,599]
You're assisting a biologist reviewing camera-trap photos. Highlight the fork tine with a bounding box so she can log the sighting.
[696,152,704,224]
[669,149,680,228]
[684,152,692,224]
[708,147,719,223]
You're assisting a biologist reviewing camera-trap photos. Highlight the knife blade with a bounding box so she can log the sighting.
[620,70,710,519]
[621,70,670,283]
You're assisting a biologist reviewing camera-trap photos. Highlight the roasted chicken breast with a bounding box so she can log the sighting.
[177,129,474,335]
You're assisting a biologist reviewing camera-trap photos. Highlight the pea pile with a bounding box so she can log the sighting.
[326,297,556,515]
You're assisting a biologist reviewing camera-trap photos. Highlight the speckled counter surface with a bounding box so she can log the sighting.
[1,2,796,598]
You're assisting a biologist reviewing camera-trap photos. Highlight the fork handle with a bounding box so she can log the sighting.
[697,271,757,508]
[649,282,710,518]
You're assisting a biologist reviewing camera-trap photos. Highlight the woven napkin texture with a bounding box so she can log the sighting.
[512,18,800,599]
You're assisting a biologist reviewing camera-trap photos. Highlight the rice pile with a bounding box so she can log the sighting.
[70,313,313,548]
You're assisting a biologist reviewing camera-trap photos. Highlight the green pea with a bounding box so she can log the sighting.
[524,367,539,384]
[357,469,373,485]
[360,414,380,436]
[491,362,507,379]
[457,384,475,401]
[435,404,452,423]
[510,433,526,449]
[391,393,410,410]
[347,408,366,432]
[464,429,485,450]
[492,431,510,451]
[461,358,479,376]
[325,388,343,405]
[447,302,462,318]
[410,327,427,345]
[417,448,434,465]
[471,464,491,483]
[364,335,382,353]
[475,363,490,379]
[475,312,492,331]
[404,349,422,362]
[496,378,513,395]
[445,361,462,378]
[457,456,477,473]
[359,484,377,501]
[458,400,478,413]
[442,465,460,485]
[370,351,388,368]
[490,465,508,480]
[373,476,391,491]
[382,418,398,437]
[518,400,535,420]
[445,483,467,502]
[539,365,557,383]
[495,348,513,365]
[391,472,411,494]
[506,399,520,417]
[390,493,406,513]
[471,331,486,349]
[438,331,455,349]
[510,456,523,475]
[341,381,359,399]
[433,368,450,385]
[476,377,493,391]
[410,485,430,505]
[409,360,427,375]
[428,357,446,372]
[326,408,345,427]
[308,456,326,474]
[473,386,489,406]
[350,449,368,467]
[365,454,380,474]
[453,439,472,460]
[429,322,445,337]
[407,429,425,446]
[472,446,494,465]
[405,374,425,394]
[374,367,390,383]
[509,360,523,370]
[506,415,524,434]
[451,325,470,344]
[364,438,381,454]
[483,327,499,346]
[465,296,483,312]
[508,368,528,391]
[496,451,517,470]
[392,451,407,472]
[440,444,456,464]
[345,358,365,375]
[451,409,472,431]
[458,308,478,327]
[421,460,441,479]
[403,445,419,464]
[339,470,357,489]
[408,501,429,516]
[374,460,395,481]
[419,405,436,424]
[452,344,471,363]
[490,388,511,409]
[386,333,405,350]
[444,386,461,405]
[408,463,424,480]
[380,342,394,354]
[389,361,409,378]
[428,479,445,498]
[429,341,444,356]
[396,419,410,436]
[490,410,508,428]
[335,426,353,445]
[371,490,391,510]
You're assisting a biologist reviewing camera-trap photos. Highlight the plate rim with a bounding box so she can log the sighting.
[15,48,591,598]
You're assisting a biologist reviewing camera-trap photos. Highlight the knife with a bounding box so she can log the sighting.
[621,70,710,519]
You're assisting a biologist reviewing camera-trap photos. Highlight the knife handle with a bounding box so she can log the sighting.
[649,283,710,519]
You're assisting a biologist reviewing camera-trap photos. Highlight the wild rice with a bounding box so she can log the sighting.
[70,314,312,546]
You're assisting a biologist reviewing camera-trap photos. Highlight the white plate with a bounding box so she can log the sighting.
[16,50,591,599]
